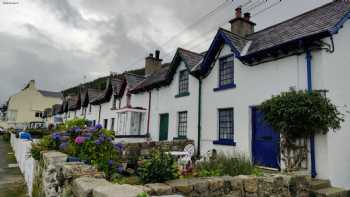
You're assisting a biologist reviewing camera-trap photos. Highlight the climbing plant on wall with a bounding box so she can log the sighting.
[259,90,344,171]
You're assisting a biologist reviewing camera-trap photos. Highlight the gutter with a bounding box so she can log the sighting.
[306,49,317,178]
[98,105,102,124]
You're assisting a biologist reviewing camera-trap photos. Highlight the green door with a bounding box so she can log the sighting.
[159,114,169,141]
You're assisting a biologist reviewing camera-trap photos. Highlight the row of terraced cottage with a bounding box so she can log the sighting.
[42,1,350,189]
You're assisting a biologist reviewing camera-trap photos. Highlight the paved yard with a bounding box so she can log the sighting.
[0,136,27,197]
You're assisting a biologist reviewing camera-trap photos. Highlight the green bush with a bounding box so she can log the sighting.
[138,150,178,183]
[59,118,89,130]
[259,90,344,139]
[30,135,59,160]
[195,153,259,177]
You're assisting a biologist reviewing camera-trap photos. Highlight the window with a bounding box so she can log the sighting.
[177,111,187,138]
[219,56,234,87]
[218,108,234,141]
[104,119,108,129]
[35,112,42,118]
[178,70,189,95]
[116,112,128,135]
[110,118,115,131]
[130,112,145,135]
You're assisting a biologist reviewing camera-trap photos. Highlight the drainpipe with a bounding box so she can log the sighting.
[197,78,202,157]
[146,91,152,137]
[98,104,102,124]
[306,49,317,178]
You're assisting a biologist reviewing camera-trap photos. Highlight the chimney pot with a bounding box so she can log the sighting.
[244,12,251,21]
[149,53,153,58]
[235,7,242,18]
[155,50,160,60]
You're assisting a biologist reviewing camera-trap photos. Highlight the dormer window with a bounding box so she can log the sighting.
[176,70,190,98]
[214,55,236,91]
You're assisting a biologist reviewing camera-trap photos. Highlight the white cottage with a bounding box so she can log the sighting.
[131,48,203,151]
[196,1,350,189]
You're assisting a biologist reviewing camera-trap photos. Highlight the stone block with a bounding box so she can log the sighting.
[62,163,104,179]
[166,179,194,194]
[93,184,146,197]
[72,177,111,197]
[145,183,173,195]
[42,151,68,168]
[206,177,225,191]
[241,176,258,193]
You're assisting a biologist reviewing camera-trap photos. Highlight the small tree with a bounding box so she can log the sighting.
[259,90,343,171]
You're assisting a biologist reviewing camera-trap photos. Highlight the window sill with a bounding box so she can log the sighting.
[173,136,187,140]
[175,92,190,98]
[213,83,236,92]
[213,139,236,146]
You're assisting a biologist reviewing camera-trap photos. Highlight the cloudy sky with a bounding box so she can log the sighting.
[0,0,331,103]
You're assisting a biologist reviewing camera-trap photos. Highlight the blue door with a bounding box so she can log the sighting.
[252,107,280,169]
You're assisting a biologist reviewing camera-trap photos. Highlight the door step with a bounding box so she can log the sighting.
[310,179,349,197]
[310,179,331,190]
[311,187,349,197]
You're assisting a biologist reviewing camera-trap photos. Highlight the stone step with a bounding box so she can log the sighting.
[312,187,349,197]
[310,179,331,190]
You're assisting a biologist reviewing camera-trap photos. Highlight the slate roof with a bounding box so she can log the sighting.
[178,48,204,70]
[111,76,125,97]
[67,96,79,111]
[244,0,350,56]
[81,88,102,107]
[125,73,146,90]
[130,64,170,93]
[130,48,204,93]
[38,90,63,98]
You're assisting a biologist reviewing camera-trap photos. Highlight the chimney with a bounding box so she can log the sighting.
[25,80,36,90]
[145,50,162,76]
[229,7,256,37]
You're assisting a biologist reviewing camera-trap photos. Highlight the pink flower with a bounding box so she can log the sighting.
[74,136,86,145]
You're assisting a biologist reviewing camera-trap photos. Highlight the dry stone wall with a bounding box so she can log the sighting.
[37,151,311,197]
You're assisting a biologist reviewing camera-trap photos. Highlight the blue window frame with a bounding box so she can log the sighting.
[213,108,235,146]
[214,55,235,91]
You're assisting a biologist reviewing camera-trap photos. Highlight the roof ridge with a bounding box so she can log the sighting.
[247,0,344,36]
[219,27,250,40]
[178,48,203,56]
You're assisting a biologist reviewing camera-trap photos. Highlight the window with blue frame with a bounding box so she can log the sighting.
[215,55,235,91]
[178,70,189,95]
[213,108,235,145]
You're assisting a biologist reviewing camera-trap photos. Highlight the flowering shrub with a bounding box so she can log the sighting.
[30,119,124,180]
[137,150,178,183]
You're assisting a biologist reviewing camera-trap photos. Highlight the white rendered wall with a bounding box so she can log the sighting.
[200,45,307,157]
[312,21,350,189]
[148,62,199,147]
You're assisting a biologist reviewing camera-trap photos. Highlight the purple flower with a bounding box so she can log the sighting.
[117,165,124,173]
[87,126,97,132]
[108,160,114,166]
[75,136,86,145]
[59,136,70,142]
[59,142,68,151]
[114,143,124,152]
[95,139,102,145]
[72,127,81,133]
[95,124,103,130]
[52,132,61,141]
